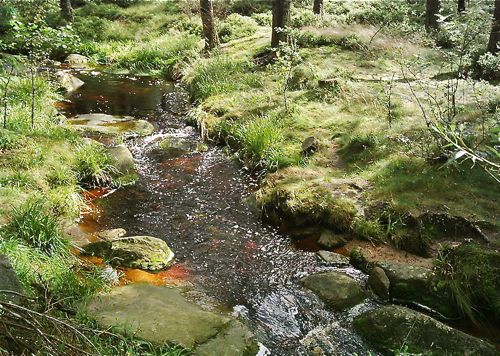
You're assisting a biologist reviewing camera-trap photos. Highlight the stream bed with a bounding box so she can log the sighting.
[62,70,379,355]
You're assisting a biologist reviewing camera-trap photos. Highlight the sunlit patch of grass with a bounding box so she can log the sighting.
[74,143,115,187]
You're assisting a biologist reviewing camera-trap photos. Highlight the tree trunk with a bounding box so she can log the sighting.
[271,0,291,48]
[425,0,441,31]
[313,0,323,15]
[457,0,466,13]
[487,0,500,54]
[60,0,74,22]
[200,0,219,51]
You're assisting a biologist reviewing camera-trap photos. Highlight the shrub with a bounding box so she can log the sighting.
[251,11,272,26]
[218,14,258,43]
[0,129,20,150]
[476,52,500,80]
[1,199,68,255]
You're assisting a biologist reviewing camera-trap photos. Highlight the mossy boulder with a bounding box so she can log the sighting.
[83,236,174,271]
[354,305,497,355]
[106,145,138,185]
[375,261,455,318]
[87,284,229,349]
[368,266,390,300]
[65,114,154,137]
[65,54,90,68]
[301,271,366,310]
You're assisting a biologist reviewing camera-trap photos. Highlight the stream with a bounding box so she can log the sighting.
[61,70,379,355]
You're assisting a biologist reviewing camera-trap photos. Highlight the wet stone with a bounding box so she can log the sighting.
[368,266,390,300]
[65,113,154,137]
[301,271,366,310]
[316,250,349,265]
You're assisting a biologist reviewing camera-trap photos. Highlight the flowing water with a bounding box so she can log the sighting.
[62,69,380,355]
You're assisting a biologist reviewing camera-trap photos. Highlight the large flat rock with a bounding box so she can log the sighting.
[65,113,154,137]
[86,284,229,349]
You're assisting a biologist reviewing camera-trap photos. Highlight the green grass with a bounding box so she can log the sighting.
[1,198,68,255]
[75,142,116,187]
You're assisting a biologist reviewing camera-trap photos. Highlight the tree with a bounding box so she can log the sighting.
[425,0,441,31]
[313,0,323,15]
[487,0,500,54]
[271,0,291,48]
[457,0,466,13]
[60,0,74,22]
[199,0,219,51]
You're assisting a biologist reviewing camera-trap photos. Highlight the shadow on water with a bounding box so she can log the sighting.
[65,69,380,355]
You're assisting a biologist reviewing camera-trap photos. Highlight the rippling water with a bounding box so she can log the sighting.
[63,70,378,355]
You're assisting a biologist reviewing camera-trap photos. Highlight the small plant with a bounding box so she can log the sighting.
[273,36,302,111]
[1,199,68,255]
[74,143,115,187]
[218,13,258,43]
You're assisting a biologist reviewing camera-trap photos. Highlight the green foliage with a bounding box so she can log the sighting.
[235,115,285,171]
[353,218,385,242]
[188,56,262,101]
[75,142,115,187]
[1,198,68,255]
[112,34,199,76]
[219,14,258,43]
[0,129,20,150]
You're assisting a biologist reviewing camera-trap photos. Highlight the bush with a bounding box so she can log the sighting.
[187,56,262,101]
[1,199,68,255]
[476,52,500,80]
[218,14,258,43]
[251,11,272,26]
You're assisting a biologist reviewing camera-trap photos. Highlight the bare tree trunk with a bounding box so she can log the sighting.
[271,0,291,48]
[200,0,219,51]
[457,0,466,13]
[425,0,441,31]
[60,0,74,22]
[487,0,500,54]
[313,0,323,15]
[2,67,13,129]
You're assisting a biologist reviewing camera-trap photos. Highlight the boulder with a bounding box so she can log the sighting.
[354,305,497,355]
[301,136,319,155]
[83,236,174,271]
[195,320,259,356]
[65,54,89,68]
[55,71,84,92]
[106,146,137,184]
[87,284,229,349]
[65,114,154,137]
[368,266,389,300]
[317,250,349,265]
[0,255,23,304]
[301,271,366,310]
[317,230,347,249]
[375,261,455,317]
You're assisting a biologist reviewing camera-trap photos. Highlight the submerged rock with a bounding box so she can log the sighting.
[55,70,84,92]
[317,230,347,249]
[97,228,127,241]
[87,284,258,354]
[317,250,349,265]
[0,255,23,304]
[83,236,174,271]
[301,271,366,310]
[195,320,259,356]
[354,305,497,355]
[65,113,154,137]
